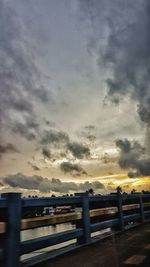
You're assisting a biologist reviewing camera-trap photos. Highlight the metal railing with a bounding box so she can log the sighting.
[0,192,150,267]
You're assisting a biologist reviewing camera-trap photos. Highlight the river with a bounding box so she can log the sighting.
[21,222,75,260]
[21,222,110,261]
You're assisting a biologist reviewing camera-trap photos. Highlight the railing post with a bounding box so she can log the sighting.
[139,195,144,223]
[3,193,21,267]
[117,193,124,231]
[75,193,91,244]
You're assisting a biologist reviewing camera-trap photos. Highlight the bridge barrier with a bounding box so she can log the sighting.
[0,192,149,267]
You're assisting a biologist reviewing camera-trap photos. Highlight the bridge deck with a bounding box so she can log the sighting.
[34,223,150,267]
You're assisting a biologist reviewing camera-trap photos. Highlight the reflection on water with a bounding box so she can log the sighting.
[21,223,111,261]
[21,223,75,261]
[21,222,75,241]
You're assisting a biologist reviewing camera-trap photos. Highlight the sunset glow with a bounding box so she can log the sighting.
[0,0,149,196]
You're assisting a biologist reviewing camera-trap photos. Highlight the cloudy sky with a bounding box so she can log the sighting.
[0,0,150,195]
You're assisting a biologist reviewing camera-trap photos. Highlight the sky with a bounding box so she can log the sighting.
[0,0,150,195]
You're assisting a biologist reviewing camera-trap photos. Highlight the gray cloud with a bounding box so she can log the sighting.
[41,130,91,160]
[42,148,51,159]
[3,173,43,190]
[84,125,95,131]
[1,173,105,193]
[0,0,49,140]
[60,161,87,175]
[79,125,96,143]
[28,162,40,171]
[10,116,39,140]
[67,141,90,159]
[80,0,150,176]
[80,0,150,124]
[79,181,105,191]
[44,120,56,127]
[34,86,49,103]
[116,139,150,177]
[105,1,150,127]
[0,143,19,159]
[41,130,69,146]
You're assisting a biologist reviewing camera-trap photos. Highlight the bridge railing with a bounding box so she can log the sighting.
[0,192,150,267]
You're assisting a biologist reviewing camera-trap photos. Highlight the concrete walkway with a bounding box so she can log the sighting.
[35,223,150,267]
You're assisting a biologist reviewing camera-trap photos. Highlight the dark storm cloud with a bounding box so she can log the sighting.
[67,142,90,159]
[41,130,69,145]
[0,0,49,139]
[1,173,105,193]
[60,161,87,175]
[80,0,150,176]
[41,131,91,161]
[116,139,150,177]
[0,143,19,158]
[106,0,150,176]
[105,1,150,125]
[81,0,150,124]
[42,148,51,159]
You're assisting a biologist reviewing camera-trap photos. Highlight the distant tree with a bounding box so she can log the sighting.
[131,189,136,194]
[88,188,94,195]
[116,186,122,194]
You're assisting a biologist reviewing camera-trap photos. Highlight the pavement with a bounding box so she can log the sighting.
[35,223,150,267]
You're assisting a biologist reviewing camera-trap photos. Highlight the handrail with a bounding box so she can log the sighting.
[22,196,81,207]
[1,202,150,233]
[0,198,7,208]
[0,192,150,267]
[21,228,83,255]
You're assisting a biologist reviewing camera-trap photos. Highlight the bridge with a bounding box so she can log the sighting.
[0,192,150,267]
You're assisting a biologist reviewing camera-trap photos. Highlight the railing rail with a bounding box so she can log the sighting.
[0,192,150,267]
[22,196,81,207]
